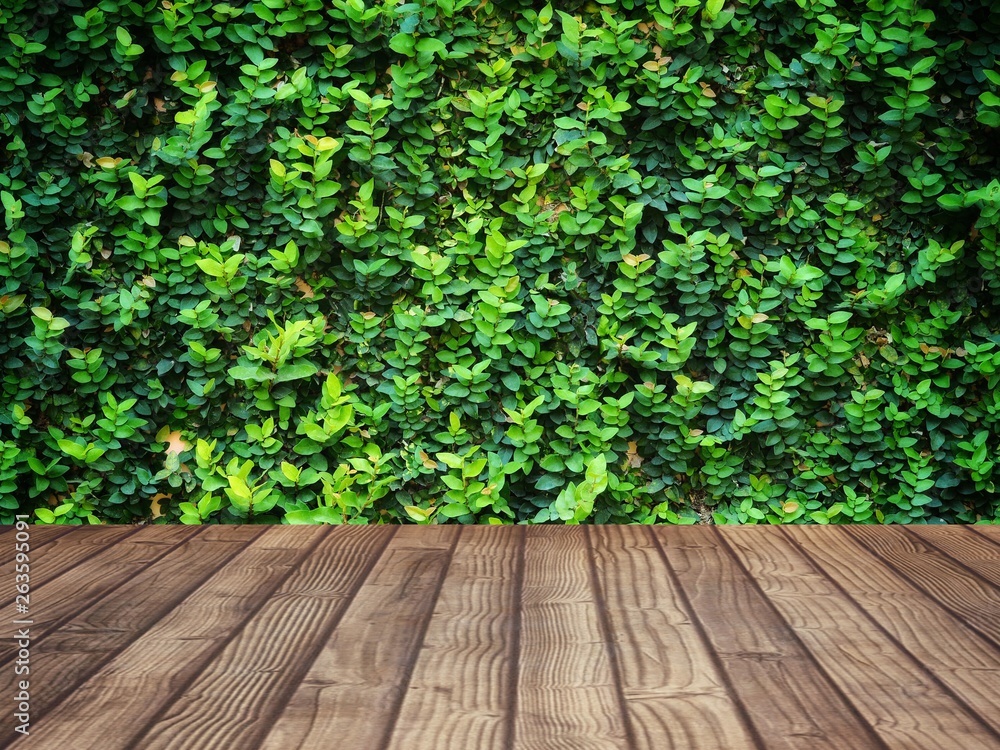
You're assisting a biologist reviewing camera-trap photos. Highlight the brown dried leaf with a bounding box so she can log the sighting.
[150,493,171,519]
[626,441,643,469]
[294,277,315,298]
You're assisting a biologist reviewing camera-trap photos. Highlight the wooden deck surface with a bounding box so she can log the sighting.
[3,525,1000,749]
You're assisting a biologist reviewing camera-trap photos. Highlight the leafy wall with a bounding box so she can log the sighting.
[1,0,999,524]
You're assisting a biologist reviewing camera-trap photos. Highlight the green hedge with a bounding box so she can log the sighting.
[2,0,999,525]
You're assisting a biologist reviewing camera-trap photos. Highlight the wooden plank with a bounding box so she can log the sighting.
[791,526,1000,739]
[384,525,523,750]
[587,525,758,750]
[654,526,884,750]
[973,525,1000,537]
[130,525,394,750]
[0,526,72,565]
[6,525,71,546]
[0,525,261,735]
[907,526,1000,589]
[3,526,70,545]
[849,526,1000,649]
[513,525,627,750]
[13,527,327,750]
[724,527,1000,749]
[257,525,458,750]
[2,527,138,610]
[0,526,198,666]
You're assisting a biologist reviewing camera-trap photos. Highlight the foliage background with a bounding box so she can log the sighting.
[2,0,999,525]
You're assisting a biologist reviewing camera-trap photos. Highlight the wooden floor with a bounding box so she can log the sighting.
[2,525,1000,749]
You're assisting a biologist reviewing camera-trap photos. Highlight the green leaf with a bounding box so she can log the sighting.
[539,454,565,472]
[404,505,435,522]
[558,11,580,45]
[195,258,225,277]
[416,38,446,56]
[439,502,469,518]
[227,474,252,500]
[704,0,725,20]
[280,461,301,483]
[229,365,275,382]
[436,452,464,469]
[323,372,342,402]
[274,361,319,383]
[584,453,608,492]
[534,474,562,491]
[389,33,415,55]
[57,439,87,461]
[286,507,342,524]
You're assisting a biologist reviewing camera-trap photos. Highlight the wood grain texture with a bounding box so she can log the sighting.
[11,527,326,750]
[5,525,1000,750]
[0,525,261,745]
[134,525,393,750]
[723,527,1000,749]
[655,526,885,750]
[514,525,627,750]
[258,525,458,750]
[0,525,197,667]
[2,527,137,610]
[973,526,1000,538]
[587,525,758,750]
[790,525,1000,738]
[849,525,1000,648]
[907,526,1000,589]
[1,527,72,567]
[4,526,69,544]
[385,526,523,750]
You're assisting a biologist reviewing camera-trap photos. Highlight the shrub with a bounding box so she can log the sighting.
[1,0,999,524]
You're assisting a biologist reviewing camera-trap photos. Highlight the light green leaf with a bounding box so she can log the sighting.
[229,365,275,382]
[58,439,87,460]
[704,0,725,21]
[274,361,319,383]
